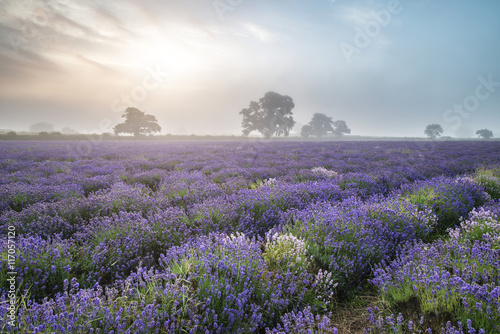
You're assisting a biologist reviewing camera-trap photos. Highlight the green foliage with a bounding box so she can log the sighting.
[404,186,457,236]
[262,233,310,274]
[401,178,489,235]
[474,168,500,199]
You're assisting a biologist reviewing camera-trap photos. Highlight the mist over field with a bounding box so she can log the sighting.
[0,0,499,138]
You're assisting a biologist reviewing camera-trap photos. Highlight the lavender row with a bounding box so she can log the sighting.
[1,141,500,210]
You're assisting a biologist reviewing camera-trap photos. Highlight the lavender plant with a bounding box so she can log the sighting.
[370,203,500,333]
[287,196,436,295]
[474,168,500,199]
[0,235,73,300]
[400,176,490,235]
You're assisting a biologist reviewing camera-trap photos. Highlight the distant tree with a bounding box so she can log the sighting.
[6,131,16,138]
[240,91,295,138]
[302,114,351,138]
[114,107,162,137]
[308,113,335,138]
[30,122,54,133]
[332,120,351,137]
[476,129,493,139]
[424,124,443,139]
[300,124,314,138]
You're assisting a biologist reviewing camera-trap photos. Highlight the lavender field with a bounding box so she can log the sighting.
[1,140,500,333]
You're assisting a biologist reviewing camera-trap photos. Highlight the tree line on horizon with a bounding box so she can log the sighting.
[424,124,494,140]
[112,91,494,140]
[13,91,496,140]
[110,91,352,139]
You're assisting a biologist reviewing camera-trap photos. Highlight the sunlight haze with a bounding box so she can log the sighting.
[1,0,499,137]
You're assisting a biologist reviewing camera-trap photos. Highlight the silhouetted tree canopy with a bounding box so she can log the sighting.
[300,124,314,138]
[308,113,335,138]
[239,91,295,138]
[301,114,351,138]
[114,107,161,137]
[332,120,351,137]
[476,129,493,139]
[424,124,443,139]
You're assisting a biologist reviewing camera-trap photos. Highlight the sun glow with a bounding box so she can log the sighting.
[124,25,221,78]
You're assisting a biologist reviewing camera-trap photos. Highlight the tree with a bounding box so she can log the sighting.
[240,91,295,138]
[308,113,335,138]
[301,114,351,138]
[332,120,351,137]
[476,129,493,139]
[300,124,314,138]
[424,124,443,139]
[114,107,161,137]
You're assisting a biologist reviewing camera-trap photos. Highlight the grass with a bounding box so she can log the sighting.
[329,289,381,333]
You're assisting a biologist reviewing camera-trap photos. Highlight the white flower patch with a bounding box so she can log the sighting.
[311,167,338,178]
[448,206,500,241]
[262,178,278,187]
[264,233,309,270]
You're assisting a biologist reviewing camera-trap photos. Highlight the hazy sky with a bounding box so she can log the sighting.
[1,0,499,137]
